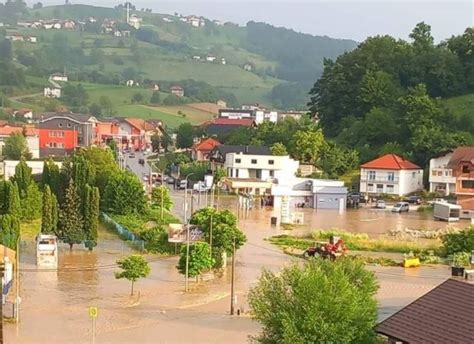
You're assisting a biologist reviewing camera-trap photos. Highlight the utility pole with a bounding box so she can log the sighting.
[184,173,194,292]
[15,236,20,323]
[209,213,213,258]
[230,237,236,316]
[125,2,130,24]
[0,260,4,343]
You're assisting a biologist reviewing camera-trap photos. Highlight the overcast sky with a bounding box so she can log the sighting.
[36,1,473,42]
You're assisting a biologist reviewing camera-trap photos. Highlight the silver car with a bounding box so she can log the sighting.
[392,202,409,212]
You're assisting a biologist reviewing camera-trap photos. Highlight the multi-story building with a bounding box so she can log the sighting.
[447,146,474,210]
[96,118,158,151]
[429,150,456,195]
[38,112,98,157]
[191,137,220,161]
[359,154,423,196]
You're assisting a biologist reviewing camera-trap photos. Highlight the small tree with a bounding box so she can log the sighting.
[248,258,379,343]
[6,182,21,219]
[3,132,31,160]
[115,255,151,295]
[84,186,100,250]
[0,214,20,250]
[21,182,42,220]
[58,179,84,249]
[131,92,144,104]
[103,171,146,215]
[177,242,214,281]
[176,123,194,149]
[150,91,161,104]
[41,185,54,234]
[151,133,161,152]
[151,186,173,211]
[270,142,288,156]
[11,158,33,198]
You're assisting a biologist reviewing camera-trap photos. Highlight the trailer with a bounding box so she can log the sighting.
[433,202,461,222]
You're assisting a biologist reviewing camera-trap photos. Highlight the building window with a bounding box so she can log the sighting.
[462,165,470,173]
[58,123,63,127]
[376,184,384,192]
[269,170,274,177]
[387,172,394,181]
[236,169,239,178]
[367,183,374,191]
[235,158,241,164]
[386,185,394,193]
[445,170,451,177]
[461,180,474,189]
[251,159,257,164]
[412,172,416,178]
[368,171,376,180]
[49,131,56,137]
[268,160,274,165]
[431,170,437,176]
[67,123,71,128]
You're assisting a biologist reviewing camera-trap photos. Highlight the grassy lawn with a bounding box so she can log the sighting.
[20,219,41,240]
[115,104,189,128]
[150,105,214,124]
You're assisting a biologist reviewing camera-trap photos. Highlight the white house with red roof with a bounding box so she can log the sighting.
[359,154,423,196]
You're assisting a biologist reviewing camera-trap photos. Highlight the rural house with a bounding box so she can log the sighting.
[447,146,474,211]
[192,137,220,161]
[359,154,423,196]
[170,86,184,97]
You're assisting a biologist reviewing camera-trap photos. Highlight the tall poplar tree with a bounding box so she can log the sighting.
[41,185,53,234]
[58,179,84,249]
[84,186,100,250]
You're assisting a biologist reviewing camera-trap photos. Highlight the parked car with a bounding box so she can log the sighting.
[129,153,135,158]
[177,179,188,190]
[193,181,211,192]
[404,195,422,204]
[392,202,409,213]
[165,176,175,185]
[138,158,145,165]
[375,200,386,209]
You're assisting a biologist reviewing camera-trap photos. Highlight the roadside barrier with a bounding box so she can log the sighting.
[100,213,145,252]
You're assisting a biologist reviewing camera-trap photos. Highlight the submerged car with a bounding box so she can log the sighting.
[392,202,409,213]
[375,200,386,209]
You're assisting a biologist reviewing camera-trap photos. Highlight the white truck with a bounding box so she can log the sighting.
[433,201,461,222]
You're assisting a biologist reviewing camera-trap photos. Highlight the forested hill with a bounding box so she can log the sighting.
[0,3,357,109]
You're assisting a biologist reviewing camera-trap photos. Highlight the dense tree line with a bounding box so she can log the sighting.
[310,23,474,166]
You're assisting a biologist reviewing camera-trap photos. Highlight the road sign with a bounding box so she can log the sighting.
[89,306,98,318]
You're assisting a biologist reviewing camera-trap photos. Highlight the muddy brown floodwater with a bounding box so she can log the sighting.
[6,192,457,343]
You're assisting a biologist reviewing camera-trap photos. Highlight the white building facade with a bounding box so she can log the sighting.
[359,154,423,197]
[429,151,456,196]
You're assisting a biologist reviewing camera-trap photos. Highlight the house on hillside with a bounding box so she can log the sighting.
[218,109,254,119]
[63,20,76,29]
[206,55,216,62]
[359,154,423,197]
[216,100,227,108]
[43,86,61,98]
[203,118,255,137]
[170,86,184,97]
[447,146,474,211]
[128,14,142,30]
[49,73,68,82]
[243,63,253,71]
[376,278,474,343]
[192,137,220,161]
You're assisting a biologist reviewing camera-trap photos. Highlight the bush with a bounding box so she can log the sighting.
[441,227,474,256]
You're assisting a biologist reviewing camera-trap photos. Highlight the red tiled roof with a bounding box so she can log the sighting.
[123,118,155,131]
[447,146,474,168]
[193,137,220,152]
[211,118,255,126]
[0,125,38,136]
[376,279,474,344]
[361,154,420,170]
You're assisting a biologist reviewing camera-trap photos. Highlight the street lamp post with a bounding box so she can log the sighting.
[184,173,194,292]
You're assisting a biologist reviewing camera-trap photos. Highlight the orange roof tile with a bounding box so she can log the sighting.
[193,137,220,151]
[0,125,38,136]
[361,154,420,170]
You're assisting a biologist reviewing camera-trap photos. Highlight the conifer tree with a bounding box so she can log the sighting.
[11,157,32,198]
[0,214,20,250]
[41,185,53,234]
[51,193,59,235]
[58,179,84,250]
[6,182,21,219]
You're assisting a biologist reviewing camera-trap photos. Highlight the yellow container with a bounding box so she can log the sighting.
[403,257,420,268]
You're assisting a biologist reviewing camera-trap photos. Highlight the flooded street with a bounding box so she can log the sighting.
[5,191,454,343]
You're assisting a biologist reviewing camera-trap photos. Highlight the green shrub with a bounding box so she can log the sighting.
[441,227,474,255]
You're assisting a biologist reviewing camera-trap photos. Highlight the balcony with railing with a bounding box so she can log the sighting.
[430,168,456,184]
[361,173,399,183]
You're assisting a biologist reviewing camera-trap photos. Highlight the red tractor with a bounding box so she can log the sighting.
[303,236,348,260]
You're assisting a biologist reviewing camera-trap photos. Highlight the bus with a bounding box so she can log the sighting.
[36,235,58,268]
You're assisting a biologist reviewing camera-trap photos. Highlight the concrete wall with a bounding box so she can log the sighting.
[3,160,62,180]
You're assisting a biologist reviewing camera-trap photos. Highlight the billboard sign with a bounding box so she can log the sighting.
[168,224,204,243]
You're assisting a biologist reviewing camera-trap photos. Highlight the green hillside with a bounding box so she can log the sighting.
[4,3,356,110]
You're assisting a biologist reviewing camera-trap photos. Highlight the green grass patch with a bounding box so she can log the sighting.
[115,104,189,128]
[20,218,41,240]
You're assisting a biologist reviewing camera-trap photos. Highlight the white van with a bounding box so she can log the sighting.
[36,234,58,268]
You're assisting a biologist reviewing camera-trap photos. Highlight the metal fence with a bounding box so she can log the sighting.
[100,213,145,252]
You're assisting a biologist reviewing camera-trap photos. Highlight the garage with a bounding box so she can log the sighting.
[314,187,347,210]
